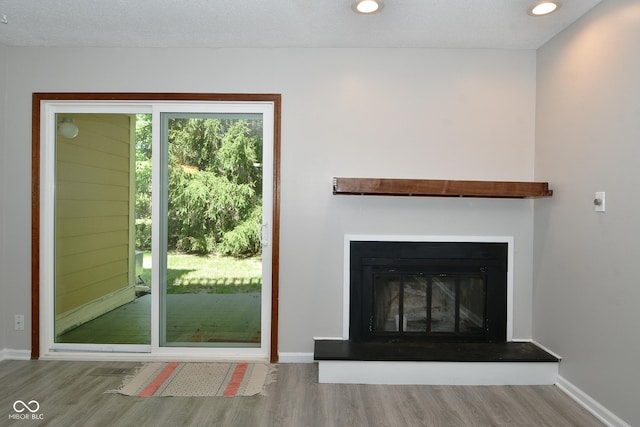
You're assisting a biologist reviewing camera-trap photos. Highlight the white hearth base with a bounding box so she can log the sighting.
[318,360,559,385]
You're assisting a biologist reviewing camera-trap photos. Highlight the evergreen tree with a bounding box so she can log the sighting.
[135,116,263,257]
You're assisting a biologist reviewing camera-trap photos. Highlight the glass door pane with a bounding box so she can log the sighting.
[459,276,485,333]
[160,113,264,347]
[430,276,456,333]
[403,275,427,332]
[373,275,400,333]
[54,113,151,345]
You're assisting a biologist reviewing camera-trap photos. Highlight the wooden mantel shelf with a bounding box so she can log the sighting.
[332,178,553,199]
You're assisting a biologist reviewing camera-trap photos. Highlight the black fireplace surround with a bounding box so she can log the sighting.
[349,241,508,343]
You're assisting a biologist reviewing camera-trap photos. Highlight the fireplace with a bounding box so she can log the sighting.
[315,238,558,385]
[349,241,508,343]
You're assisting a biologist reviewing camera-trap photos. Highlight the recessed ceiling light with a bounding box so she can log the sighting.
[528,1,561,16]
[352,0,384,15]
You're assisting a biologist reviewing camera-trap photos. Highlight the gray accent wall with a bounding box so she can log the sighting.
[534,0,640,425]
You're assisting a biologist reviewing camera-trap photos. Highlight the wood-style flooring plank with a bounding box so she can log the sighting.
[0,360,603,427]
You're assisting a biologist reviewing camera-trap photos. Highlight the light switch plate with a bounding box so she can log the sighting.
[595,191,605,212]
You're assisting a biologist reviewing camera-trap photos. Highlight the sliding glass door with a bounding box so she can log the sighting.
[39,98,275,359]
[52,111,151,351]
[159,111,266,348]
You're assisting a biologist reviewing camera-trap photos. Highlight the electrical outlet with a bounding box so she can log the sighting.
[15,315,25,331]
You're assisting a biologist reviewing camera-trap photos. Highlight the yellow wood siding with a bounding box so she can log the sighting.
[56,200,129,218]
[55,114,133,315]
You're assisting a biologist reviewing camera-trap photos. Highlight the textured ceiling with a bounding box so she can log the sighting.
[0,0,602,49]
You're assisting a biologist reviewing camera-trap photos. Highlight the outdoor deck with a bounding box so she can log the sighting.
[58,293,261,345]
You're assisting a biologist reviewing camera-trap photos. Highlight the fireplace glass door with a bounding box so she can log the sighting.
[372,272,486,339]
[350,241,508,343]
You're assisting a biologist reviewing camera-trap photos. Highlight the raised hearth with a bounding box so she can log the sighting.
[314,340,560,385]
[315,340,559,363]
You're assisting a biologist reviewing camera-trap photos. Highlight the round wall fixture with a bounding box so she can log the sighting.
[58,118,79,139]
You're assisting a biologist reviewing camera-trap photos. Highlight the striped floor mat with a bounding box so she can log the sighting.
[112,362,274,397]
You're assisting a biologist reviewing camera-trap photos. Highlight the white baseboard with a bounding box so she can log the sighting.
[278,352,314,363]
[0,349,31,361]
[556,376,631,427]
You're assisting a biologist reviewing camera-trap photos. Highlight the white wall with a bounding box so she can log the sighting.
[534,0,640,425]
[0,43,8,352]
[0,47,537,355]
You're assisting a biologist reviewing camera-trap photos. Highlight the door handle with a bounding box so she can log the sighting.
[261,222,269,247]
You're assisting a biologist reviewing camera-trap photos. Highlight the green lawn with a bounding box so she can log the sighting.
[140,252,262,294]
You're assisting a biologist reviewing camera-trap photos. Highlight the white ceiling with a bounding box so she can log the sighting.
[0,0,602,49]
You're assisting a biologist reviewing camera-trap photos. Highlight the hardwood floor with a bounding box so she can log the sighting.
[0,360,603,426]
